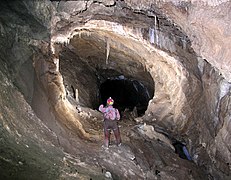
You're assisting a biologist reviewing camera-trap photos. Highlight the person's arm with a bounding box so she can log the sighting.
[116,109,120,120]
[99,104,106,113]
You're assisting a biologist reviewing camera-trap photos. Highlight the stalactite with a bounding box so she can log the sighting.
[154,15,158,45]
[182,36,186,50]
[105,37,110,65]
[154,15,157,30]
[75,88,79,103]
[54,58,59,72]
[149,27,155,44]
[155,16,160,47]
[158,31,162,48]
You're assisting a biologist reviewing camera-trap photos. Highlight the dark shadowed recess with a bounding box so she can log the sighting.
[99,76,154,116]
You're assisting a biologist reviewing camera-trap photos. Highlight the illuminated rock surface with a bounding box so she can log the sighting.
[0,0,230,179]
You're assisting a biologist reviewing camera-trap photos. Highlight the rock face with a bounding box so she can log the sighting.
[0,0,230,179]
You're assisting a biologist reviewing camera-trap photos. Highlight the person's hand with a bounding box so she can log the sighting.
[99,104,104,111]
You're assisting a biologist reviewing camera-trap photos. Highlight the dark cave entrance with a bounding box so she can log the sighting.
[59,31,156,113]
[99,76,153,116]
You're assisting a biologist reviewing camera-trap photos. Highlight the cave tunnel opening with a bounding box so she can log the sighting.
[58,30,156,116]
[99,76,154,116]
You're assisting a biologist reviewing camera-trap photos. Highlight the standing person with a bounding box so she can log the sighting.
[99,97,121,148]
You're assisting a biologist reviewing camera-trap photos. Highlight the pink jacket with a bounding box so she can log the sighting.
[99,105,120,120]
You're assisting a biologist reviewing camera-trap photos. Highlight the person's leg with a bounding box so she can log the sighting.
[113,122,121,146]
[104,120,111,147]
[104,129,110,147]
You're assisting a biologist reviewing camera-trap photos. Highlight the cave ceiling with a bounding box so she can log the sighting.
[48,0,201,129]
[0,0,231,179]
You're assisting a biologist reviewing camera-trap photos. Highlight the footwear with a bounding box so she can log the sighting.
[102,145,109,149]
[117,143,122,147]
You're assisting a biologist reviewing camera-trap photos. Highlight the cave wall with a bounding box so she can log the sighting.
[51,3,201,130]
[0,1,105,178]
[0,73,64,179]
[0,0,230,179]
[48,0,231,176]
[59,47,99,108]
[125,0,231,81]
[0,0,62,177]
[49,0,202,136]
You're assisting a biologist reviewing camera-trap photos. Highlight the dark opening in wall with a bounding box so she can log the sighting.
[172,139,192,161]
[99,76,153,116]
[59,31,155,112]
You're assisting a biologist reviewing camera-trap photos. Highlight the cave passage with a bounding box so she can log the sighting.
[59,30,155,115]
[99,76,153,116]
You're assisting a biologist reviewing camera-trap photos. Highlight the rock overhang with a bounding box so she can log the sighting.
[1,0,231,178]
[46,18,201,134]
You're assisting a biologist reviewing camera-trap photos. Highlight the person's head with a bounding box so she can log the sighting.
[107,97,114,106]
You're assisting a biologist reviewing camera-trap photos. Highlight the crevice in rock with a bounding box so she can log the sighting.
[172,139,192,161]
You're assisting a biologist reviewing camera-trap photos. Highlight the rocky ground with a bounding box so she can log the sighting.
[1,0,230,179]
[0,75,207,179]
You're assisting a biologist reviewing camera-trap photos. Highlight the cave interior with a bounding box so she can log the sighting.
[0,0,230,179]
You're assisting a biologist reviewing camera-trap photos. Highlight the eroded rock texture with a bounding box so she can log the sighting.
[0,0,230,179]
